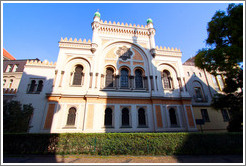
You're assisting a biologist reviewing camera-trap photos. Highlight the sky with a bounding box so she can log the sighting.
[3,2,233,63]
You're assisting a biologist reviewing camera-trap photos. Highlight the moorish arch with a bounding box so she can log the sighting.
[63,57,92,88]
[157,63,179,78]
[100,41,150,76]
[157,63,180,90]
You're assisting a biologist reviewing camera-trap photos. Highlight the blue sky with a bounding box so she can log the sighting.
[3,2,232,63]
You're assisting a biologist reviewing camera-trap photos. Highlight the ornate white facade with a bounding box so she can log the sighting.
[14,12,204,133]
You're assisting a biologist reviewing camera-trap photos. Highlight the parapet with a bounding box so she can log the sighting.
[60,37,91,44]
[155,45,182,57]
[100,20,148,29]
[26,60,56,67]
[92,19,151,38]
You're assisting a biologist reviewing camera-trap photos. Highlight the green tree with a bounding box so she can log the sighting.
[194,4,243,132]
[3,100,34,133]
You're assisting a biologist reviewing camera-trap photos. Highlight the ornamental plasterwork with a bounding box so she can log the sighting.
[116,46,133,61]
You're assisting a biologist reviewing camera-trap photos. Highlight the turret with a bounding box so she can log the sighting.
[93,11,101,22]
[91,11,101,53]
[147,18,156,57]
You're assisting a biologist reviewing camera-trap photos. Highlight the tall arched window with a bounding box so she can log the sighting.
[105,68,114,88]
[66,107,76,126]
[37,80,43,92]
[138,108,146,126]
[122,108,130,126]
[29,80,36,92]
[135,69,143,89]
[3,79,6,87]
[9,79,13,88]
[194,87,203,100]
[73,65,83,85]
[163,70,172,89]
[120,68,129,88]
[104,108,113,126]
[169,108,177,126]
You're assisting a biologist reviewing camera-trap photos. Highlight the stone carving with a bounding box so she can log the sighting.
[116,46,133,61]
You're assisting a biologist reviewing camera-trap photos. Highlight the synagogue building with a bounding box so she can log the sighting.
[4,12,230,133]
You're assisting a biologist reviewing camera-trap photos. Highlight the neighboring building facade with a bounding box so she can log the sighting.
[183,57,230,132]
[12,12,229,133]
[3,56,40,101]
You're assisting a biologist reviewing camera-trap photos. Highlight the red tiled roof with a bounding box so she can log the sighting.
[3,48,16,60]
[183,56,195,66]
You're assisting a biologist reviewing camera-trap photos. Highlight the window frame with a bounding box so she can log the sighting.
[212,75,220,91]
[27,79,44,94]
[104,107,114,128]
[162,70,172,90]
[121,107,131,128]
[201,109,210,122]
[221,109,230,122]
[6,64,13,72]
[72,65,84,86]
[135,69,144,89]
[194,87,204,101]
[36,80,44,92]
[66,107,77,126]
[3,79,6,87]
[137,107,148,128]
[12,64,19,72]
[105,67,115,88]
[169,108,178,127]
[120,68,129,89]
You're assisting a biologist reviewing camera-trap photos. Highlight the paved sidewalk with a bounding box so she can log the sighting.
[3,155,243,163]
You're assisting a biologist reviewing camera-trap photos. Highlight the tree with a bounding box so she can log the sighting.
[3,100,34,133]
[194,4,243,132]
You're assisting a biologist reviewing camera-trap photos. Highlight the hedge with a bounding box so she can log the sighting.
[3,132,243,155]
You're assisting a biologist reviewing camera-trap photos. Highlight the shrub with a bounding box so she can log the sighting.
[3,132,243,155]
[3,100,33,133]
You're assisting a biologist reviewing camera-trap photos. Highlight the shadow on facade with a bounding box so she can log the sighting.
[184,72,229,132]
[3,71,61,162]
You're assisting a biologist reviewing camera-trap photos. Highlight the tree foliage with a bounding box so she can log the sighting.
[194,4,243,132]
[3,100,34,133]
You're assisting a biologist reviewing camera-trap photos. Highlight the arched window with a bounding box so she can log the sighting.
[73,65,83,85]
[104,108,113,126]
[29,80,36,92]
[216,75,225,90]
[37,80,43,92]
[105,68,114,88]
[138,108,146,126]
[66,107,76,126]
[9,79,13,88]
[163,70,172,89]
[169,108,177,126]
[122,108,130,126]
[120,68,129,88]
[135,69,143,89]
[194,87,203,100]
[3,79,6,87]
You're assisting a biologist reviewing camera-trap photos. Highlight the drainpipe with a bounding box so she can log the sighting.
[82,92,88,132]
[150,80,156,132]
